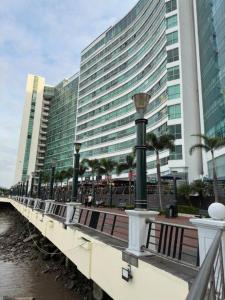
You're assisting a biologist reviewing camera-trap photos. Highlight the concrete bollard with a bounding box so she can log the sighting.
[65,202,81,226]
[191,203,225,281]
[125,210,158,257]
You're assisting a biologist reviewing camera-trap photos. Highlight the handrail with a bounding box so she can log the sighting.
[81,207,128,218]
[146,219,196,230]
[186,230,223,300]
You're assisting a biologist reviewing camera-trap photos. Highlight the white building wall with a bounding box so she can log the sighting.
[192,0,208,177]
[178,0,203,181]
[27,76,45,179]
[14,75,34,184]
[14,75,46,185]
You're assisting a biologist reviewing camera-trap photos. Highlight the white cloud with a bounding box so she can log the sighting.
[0,0,137,187]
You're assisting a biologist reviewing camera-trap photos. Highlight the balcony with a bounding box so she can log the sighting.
[39,143,46,147]
[39,135,47,141]
[41,123,47,129]
[41,117,48,123]
[42,111,49,117]
[36,162,44,167]
[39,129,47,135]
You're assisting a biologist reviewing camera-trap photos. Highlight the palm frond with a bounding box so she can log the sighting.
[191,133,211,145]
[189,143,210,155]
[214,136,225,149]
[116,163,128,175]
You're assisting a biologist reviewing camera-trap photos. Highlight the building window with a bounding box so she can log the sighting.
[168,124,182,139]
[167,66,180,81]
[166,31,178,45]
[168,104,181,119]
[167,48,179,63]
[167,84,180,99]
[166,0,177,13]
[169,145,183,160]
[166,15,178,29]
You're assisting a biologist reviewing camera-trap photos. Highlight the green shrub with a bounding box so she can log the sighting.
[177,205,199,215]
[126,204,135,210]
[158,208,165,215]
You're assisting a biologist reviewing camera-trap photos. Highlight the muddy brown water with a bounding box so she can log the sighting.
[0,208,81,300]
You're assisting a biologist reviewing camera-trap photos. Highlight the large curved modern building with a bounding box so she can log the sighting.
[15,0,208,186]
[76,0,202,181]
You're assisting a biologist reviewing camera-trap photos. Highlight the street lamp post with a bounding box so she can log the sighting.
[109,181,114,208]
[22,181,25,196]
[125,93,159,257]
[71,142,81,202]
[25,175,30,197]
[37,172,42,199]
[19,182,22,196]
[30,172,35,198]
[132,93,150,210]
[49,159,57,200]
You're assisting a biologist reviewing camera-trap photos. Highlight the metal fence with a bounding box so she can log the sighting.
[35,199,46,212]
[145,220,199,268]
[78,208,128,242]
[47,202,67,220]
[187,230,225,300]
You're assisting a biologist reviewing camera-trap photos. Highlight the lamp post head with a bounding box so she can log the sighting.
[51,158,57,167]
[132,93,151,118]
[74,142,82,154]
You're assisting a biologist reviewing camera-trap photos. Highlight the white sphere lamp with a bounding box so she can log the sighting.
[208,202,225,220]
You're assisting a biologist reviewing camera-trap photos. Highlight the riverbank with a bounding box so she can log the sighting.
[0,204,92,299]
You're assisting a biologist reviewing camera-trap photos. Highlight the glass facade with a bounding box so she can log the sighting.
[76,0,181,177]
[43,75,79,173]
[196,0,225,137]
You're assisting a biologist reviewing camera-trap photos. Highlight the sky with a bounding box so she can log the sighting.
[0,0,138,188]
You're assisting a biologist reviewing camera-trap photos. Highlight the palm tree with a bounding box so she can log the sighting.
[99,158,117,207]
[42,172,50,187]
[82,159,100,181]
[146,133,175,209]
[82,159,101,202]
[190,134,225,202]
[116,154,136,204]
[79,160,87,181]
[66,167,73,188]
[55,170,67,187]
[99,158,117,181]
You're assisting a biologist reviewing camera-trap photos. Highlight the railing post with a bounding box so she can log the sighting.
[125,210,158,256]
[44,200,53,215]
[190,203,225,275]
[27,197,30,207]
[64,202,81,226]
[33,198,40,210]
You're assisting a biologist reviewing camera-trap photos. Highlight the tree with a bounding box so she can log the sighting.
[116,153,136,204]
[79,160,87,181]
[146,133,175,209]
[177,183,192,206]
[99,158,117,181]
[55,170,67,187]
[82,159,100,181]
[99,158,117,207]
[42,173,50,187]
[66,167,73,188]
[78,161,88,203]
[82,159,101,201]
[190,134,225,202]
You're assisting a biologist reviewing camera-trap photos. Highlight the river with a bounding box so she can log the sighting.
[0,206,81,300]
